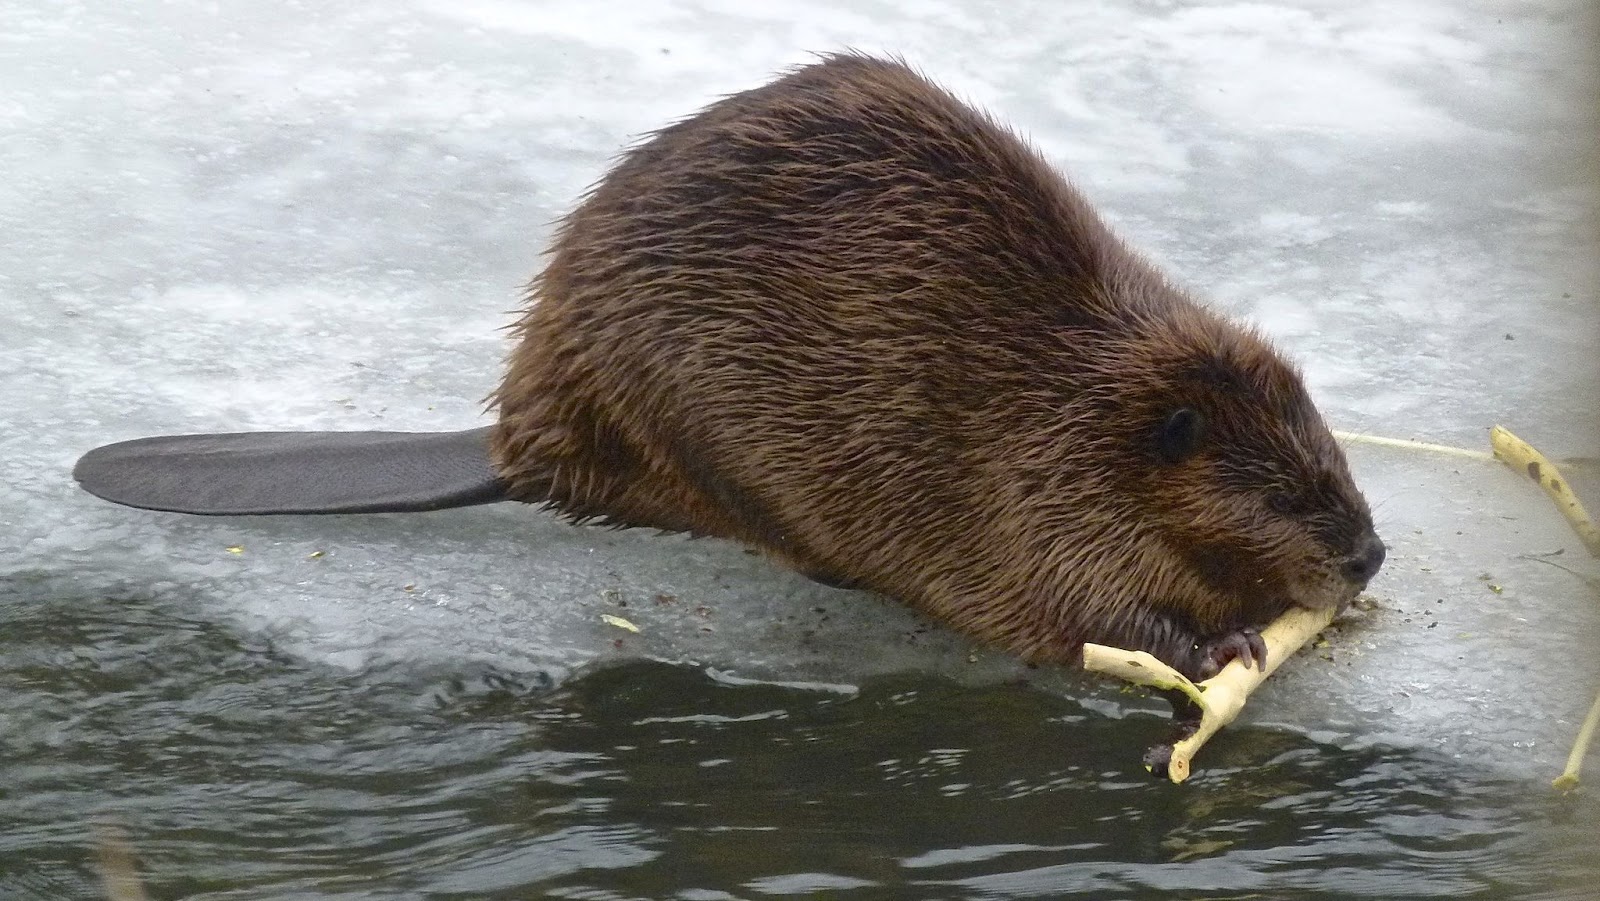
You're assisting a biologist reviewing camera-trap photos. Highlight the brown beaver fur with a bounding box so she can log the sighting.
[489,52,1385,679]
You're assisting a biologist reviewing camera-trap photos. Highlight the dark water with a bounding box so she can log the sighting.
[2,589,1596,900]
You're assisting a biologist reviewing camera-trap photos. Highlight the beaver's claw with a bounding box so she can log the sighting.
[1190,627,1268,680]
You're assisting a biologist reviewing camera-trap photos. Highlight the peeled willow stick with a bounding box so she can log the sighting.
[1331,429,1496,462]
[1552,687,1600,792]
[1333,426,1600,789]
[1485,425,1600,789]
[93,820,149,901]
[1332,429,1597,471]
[1488,425,1600,558]
[1083,603,1338,783]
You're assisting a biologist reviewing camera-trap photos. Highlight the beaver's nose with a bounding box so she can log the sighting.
[1340,533,1386,587]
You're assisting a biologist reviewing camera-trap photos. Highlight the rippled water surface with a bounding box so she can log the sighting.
[2,589,1596,900]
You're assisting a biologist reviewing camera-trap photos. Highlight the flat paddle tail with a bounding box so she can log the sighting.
[73,427,509,515]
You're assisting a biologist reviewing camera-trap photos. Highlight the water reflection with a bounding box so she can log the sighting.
[0,589,1594,899]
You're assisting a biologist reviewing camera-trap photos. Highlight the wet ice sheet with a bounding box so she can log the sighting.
[2,0,1598,778]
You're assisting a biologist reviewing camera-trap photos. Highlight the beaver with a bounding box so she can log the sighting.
[74,52,1385,680]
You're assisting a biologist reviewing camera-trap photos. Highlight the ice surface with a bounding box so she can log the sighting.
[2,0,1597,776]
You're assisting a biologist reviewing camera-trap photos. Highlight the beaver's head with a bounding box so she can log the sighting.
[1075,302,1384,631]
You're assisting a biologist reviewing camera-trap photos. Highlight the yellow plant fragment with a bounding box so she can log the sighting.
[1553,686,1600,792]
[93,820,149,901]
[1489,425,1600,557]
[1084,604,1337,783]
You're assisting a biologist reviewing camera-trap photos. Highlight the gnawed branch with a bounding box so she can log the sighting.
[1083,604,1337,783]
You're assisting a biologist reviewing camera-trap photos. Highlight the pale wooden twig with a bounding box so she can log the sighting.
[1489,425,1600,558]
[1331,429,1496,461]
[1083,604,1338,783]
[1332,428,1597,471]
[93,820,149,901]
[1553,686,1600,792]
[1485,426,1600,789]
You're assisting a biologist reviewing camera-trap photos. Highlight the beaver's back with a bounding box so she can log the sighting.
[493,53,1149,532]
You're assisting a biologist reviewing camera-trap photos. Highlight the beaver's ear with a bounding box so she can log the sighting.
[1155,408,1207,464]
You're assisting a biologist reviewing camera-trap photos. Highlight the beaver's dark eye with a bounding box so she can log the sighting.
[1156,408,1207,464]
[1266,492,1296,515]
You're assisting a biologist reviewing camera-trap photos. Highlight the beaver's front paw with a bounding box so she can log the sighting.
[1186,627,1267,680]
